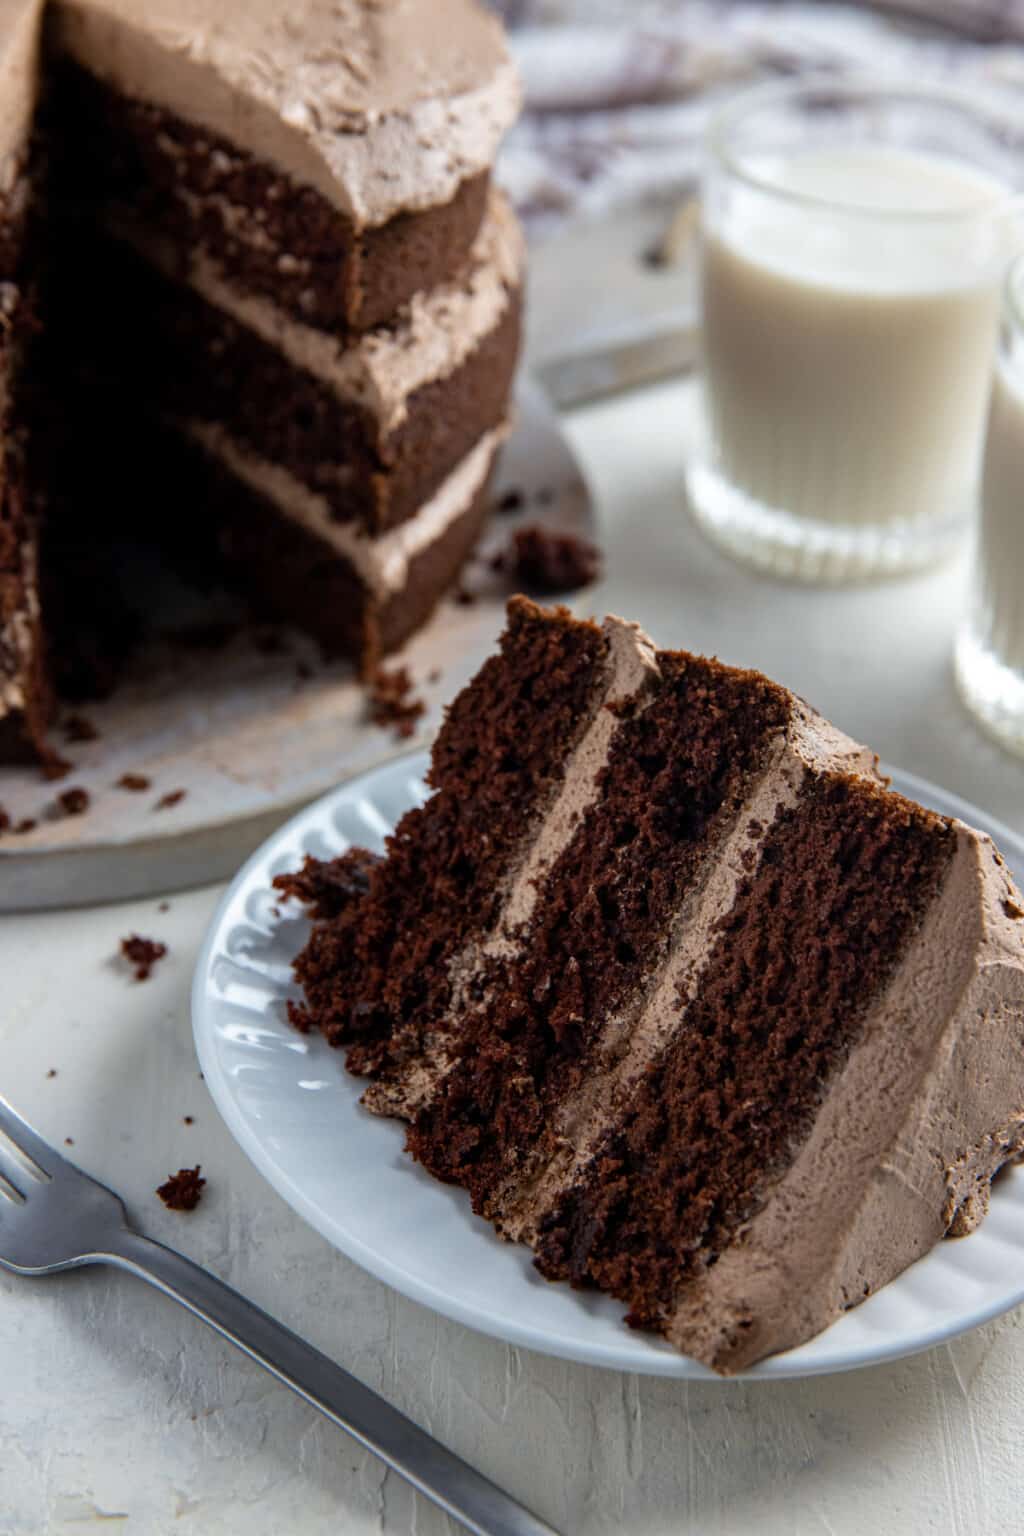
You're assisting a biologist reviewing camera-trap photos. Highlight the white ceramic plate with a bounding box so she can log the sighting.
[193,755,1024,1379]
[1,378,593,911]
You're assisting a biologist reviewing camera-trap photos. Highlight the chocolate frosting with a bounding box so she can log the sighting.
[666,825,1024,1372]
[50,0,521,224]
[0,0,42,185]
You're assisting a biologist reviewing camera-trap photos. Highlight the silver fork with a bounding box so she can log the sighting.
[0,1093,559,1536]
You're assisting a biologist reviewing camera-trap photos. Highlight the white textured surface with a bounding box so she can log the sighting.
[4,375,1024,1532]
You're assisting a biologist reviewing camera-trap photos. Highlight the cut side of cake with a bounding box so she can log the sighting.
[0,0,522,763]
[0,0,55,768]
[279,598,1024,1372]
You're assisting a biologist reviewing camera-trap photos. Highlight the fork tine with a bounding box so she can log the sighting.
[0,1093,63,1179]
[0,1164,26,1204]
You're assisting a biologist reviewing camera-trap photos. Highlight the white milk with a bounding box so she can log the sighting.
[976,355,1024,672]
[702,147,1010,530]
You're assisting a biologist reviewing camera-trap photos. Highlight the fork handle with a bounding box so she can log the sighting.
[102,1227,559,1536]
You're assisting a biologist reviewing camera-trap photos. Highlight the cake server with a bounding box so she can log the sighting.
[0,1092,559,1536]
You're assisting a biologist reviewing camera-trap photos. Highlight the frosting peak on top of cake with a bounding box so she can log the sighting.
[51,0,521,224]
[0,0,42,182]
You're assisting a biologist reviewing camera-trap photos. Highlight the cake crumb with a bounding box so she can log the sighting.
[367,666,426,741]
[63,714,99,743]
[55,786,90,817]
[496,487,524,515]
[116,772,151,792]
[427,667,442,684]
[275,846,381,921]
[46,1068,57,1079]
[64,1137,73,1146]
[157,1166,205,1212]
[120,934,168,981]
[13,818,36,834]
[454,583,477,607]
[40,752,72,782]
[158,901,170,913]
[1004,898,1024,920]
[492,525,602,594]
[183,1115,194,1125]
[154,788,187,811]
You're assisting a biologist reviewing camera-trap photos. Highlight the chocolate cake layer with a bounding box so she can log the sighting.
[285,600,618,1077]
[531,775,956,1332]
[205,426,508,665]
[46,53,499,332]
[282,601,1024,1371]
[404,652,794,1200]
[63,200,523,534]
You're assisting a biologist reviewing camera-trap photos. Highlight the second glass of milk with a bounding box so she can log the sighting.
[687,81,1021,582]
[956,257,1024,755]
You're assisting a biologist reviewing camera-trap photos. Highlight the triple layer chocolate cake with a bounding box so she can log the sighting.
[0,0,522,765]
[280,599,1024,1372]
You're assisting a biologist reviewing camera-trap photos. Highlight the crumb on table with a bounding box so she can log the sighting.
[116,772,151,792]
[157,1166,205,1212]
[491,524,602,594]
[63,714,99,743]
[55,786,90,817]
[120,934,168,981]
[154,788,187,811]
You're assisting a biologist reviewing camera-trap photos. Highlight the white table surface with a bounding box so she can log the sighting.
[4,374,1023,1536]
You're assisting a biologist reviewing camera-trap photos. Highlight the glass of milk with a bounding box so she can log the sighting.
[956,257,1024,754]
[687,80,1021,582]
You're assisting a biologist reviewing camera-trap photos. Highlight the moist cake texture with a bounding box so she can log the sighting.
[0,0,51,766]
[0,0,522,764]
[280,598,1024,1372]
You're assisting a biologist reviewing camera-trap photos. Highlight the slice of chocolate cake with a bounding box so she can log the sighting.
[281,598,1024,1372]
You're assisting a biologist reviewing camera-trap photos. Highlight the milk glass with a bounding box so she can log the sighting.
[956,258,1024,754]
[687,81,1022,582]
